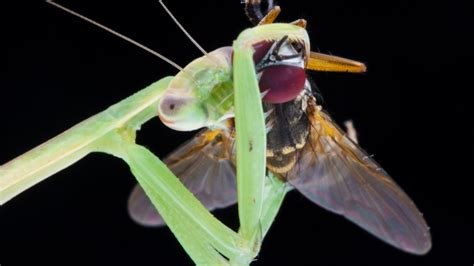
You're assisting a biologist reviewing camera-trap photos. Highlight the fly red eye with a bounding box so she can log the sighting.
[230,41,274,64]
[252,40,306,103]
[252,41,274,64]
[230,40,306,103]
[259,66,306,104]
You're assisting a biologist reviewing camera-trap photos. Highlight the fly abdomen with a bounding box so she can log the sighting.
[265,90,310,174]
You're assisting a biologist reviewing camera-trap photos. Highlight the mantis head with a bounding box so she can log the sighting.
[158,24,311,132]
[158,47,234,131]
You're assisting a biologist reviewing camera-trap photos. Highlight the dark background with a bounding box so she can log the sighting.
[0,0,471,265]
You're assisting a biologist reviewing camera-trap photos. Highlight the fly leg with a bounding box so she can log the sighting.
[244,0,280,25]
[344,120,359,144]
[257,5,281,25]
[290,19,307,28]
[244,1,308,27]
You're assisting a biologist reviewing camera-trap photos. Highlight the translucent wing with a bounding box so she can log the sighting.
[128,129,237,227]
[286,100,431,254]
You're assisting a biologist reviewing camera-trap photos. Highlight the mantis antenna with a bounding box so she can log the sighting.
[158,0,209,56]
[46,0,184,71]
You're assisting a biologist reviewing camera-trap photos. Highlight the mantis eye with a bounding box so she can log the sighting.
[159,95,188,117]
[253,39,306,104]
[158,95,208,131]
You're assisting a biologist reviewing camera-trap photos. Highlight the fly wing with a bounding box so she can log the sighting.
[286,101,431,254]
[128,129,237,227]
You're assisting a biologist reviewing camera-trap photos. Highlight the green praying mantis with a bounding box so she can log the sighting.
[0,1,432,265]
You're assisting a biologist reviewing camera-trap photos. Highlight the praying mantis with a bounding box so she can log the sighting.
[0,1,431,265]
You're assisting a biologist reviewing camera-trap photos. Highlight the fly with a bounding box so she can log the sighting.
[128,0,431,256]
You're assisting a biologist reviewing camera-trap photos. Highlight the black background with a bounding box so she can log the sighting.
[0,0,471,265]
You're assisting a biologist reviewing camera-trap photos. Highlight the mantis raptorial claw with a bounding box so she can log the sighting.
[263,108,274,119]
[265,124,274,134]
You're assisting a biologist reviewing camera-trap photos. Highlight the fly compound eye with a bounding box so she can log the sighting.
[251,36,307,104]
[253,41,274,65]
[259,65,306,104]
